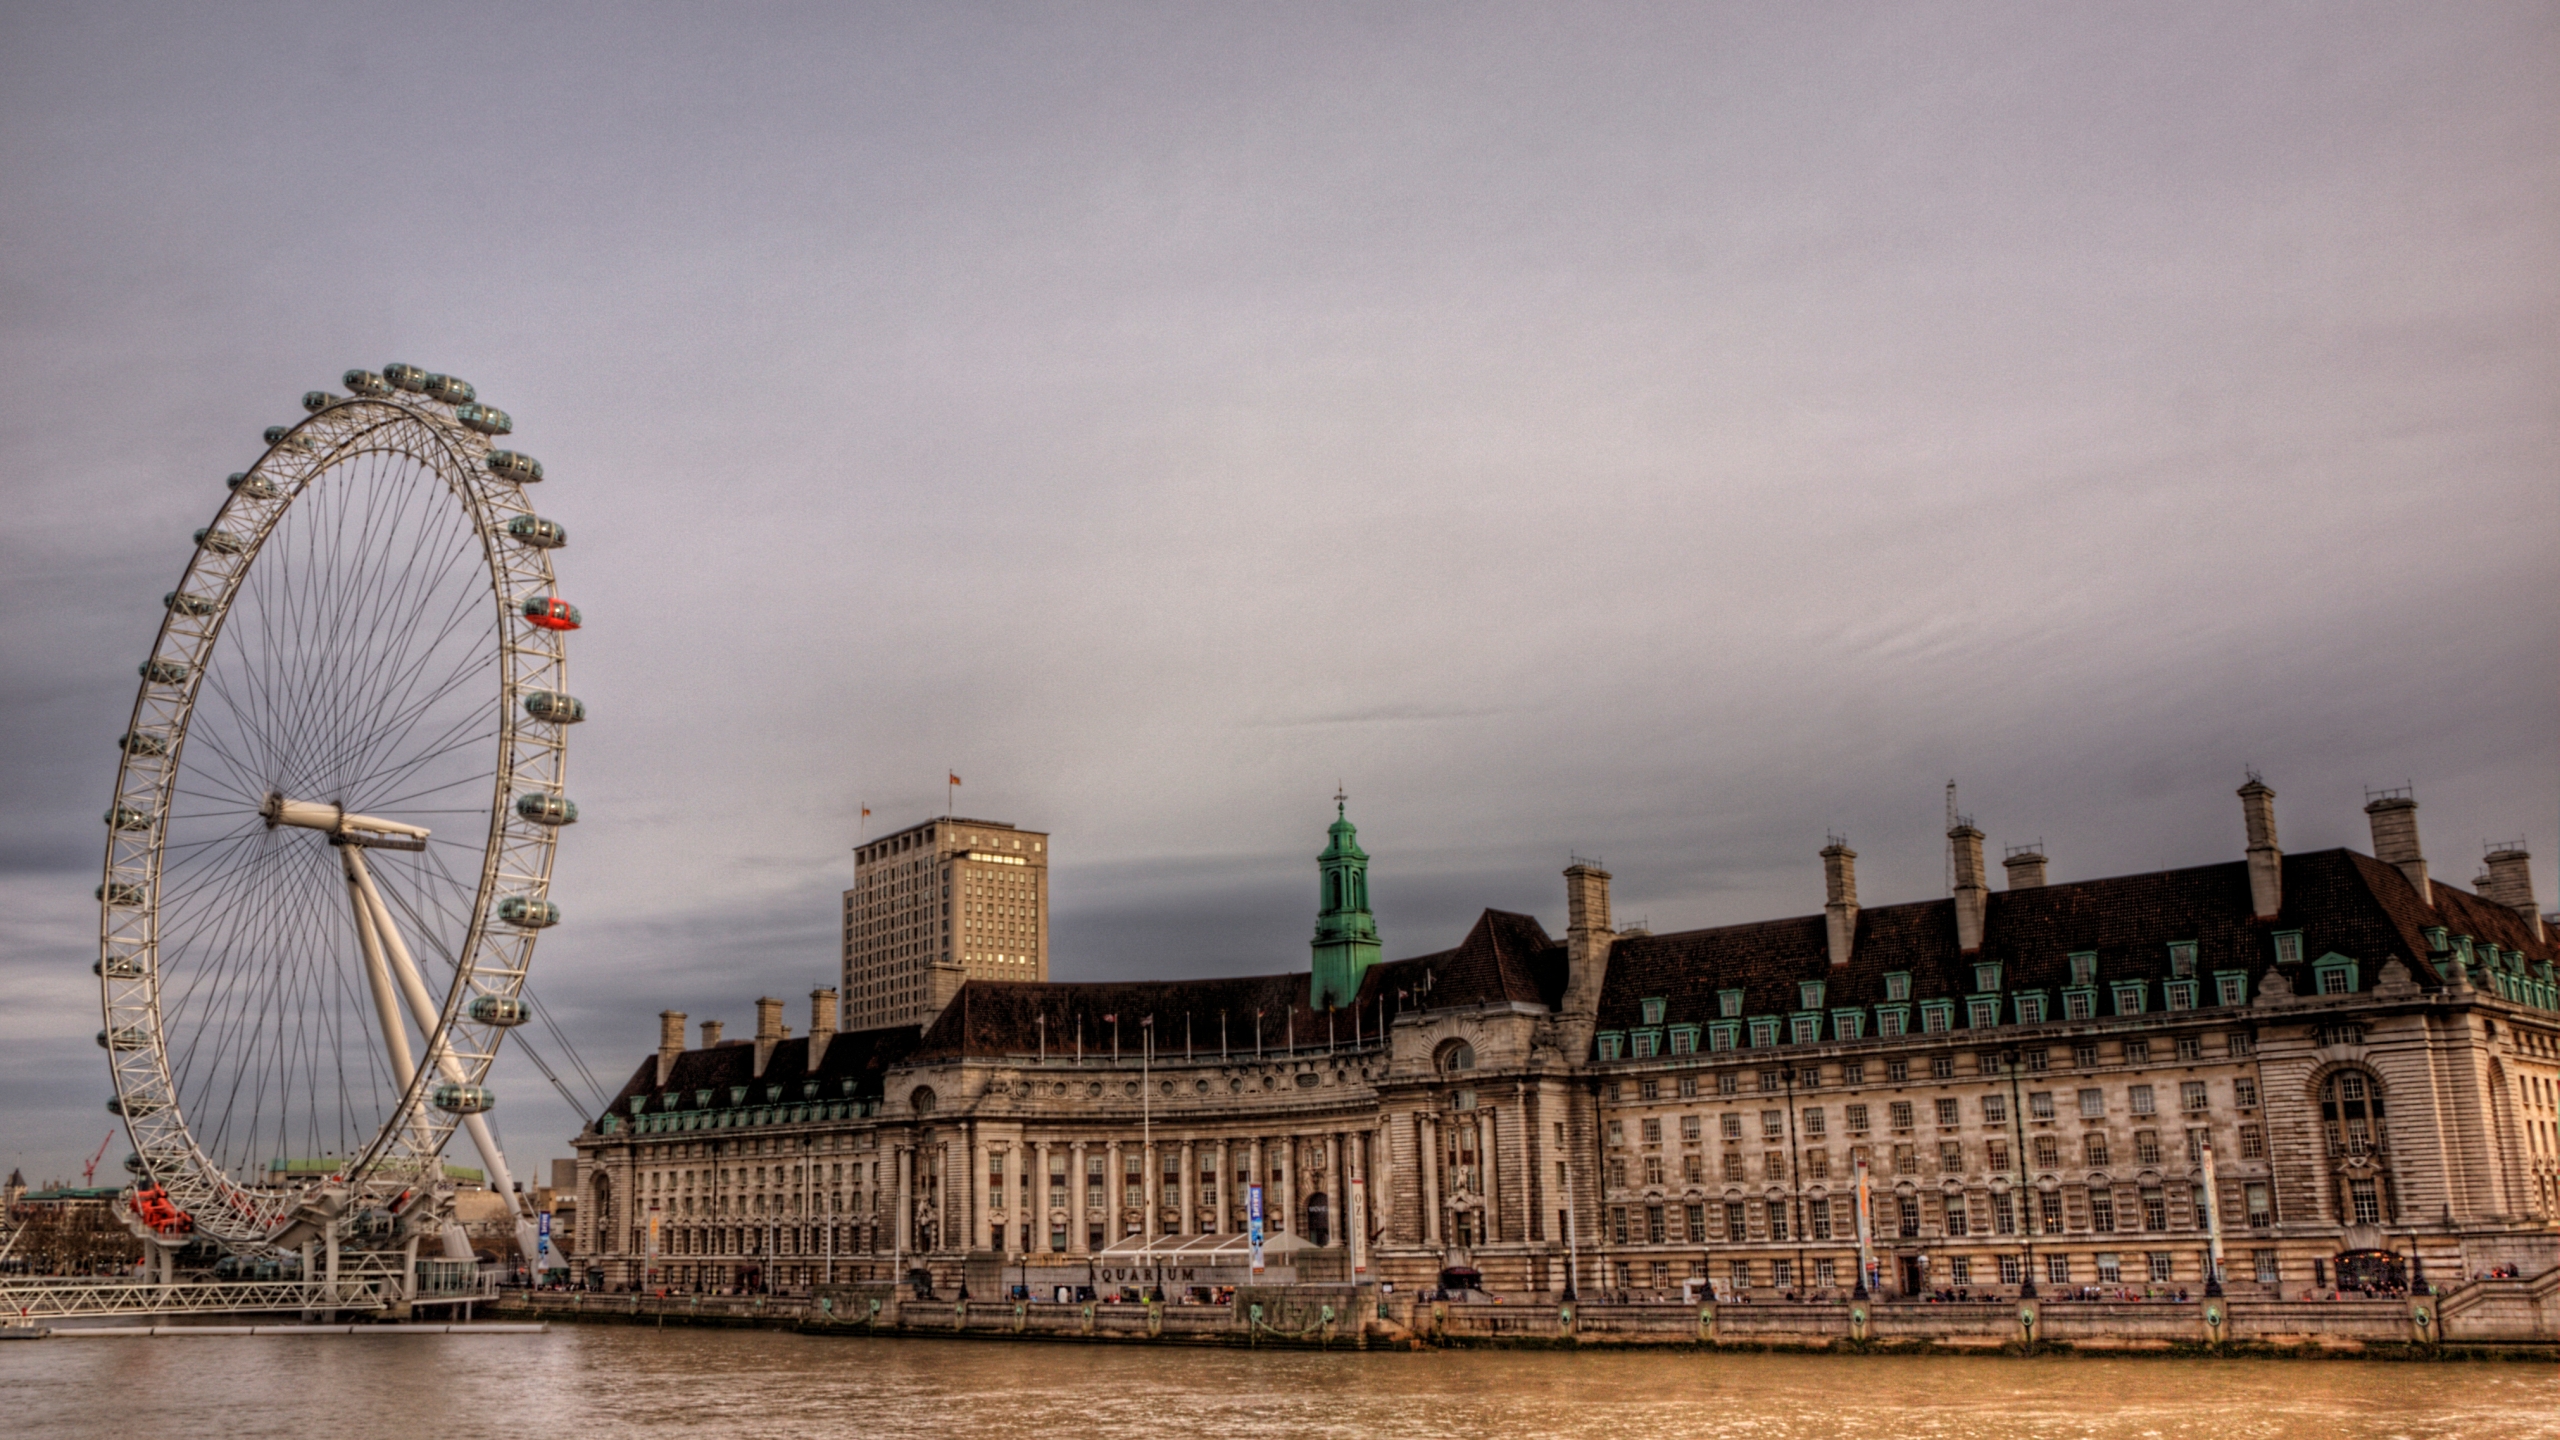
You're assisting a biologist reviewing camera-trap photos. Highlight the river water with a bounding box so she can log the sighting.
[4,1327,2551,1439]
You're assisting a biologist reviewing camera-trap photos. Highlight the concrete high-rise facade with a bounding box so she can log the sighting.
[843,817,1049,1032]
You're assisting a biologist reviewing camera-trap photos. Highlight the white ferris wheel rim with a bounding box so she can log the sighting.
[97,373,572,1248]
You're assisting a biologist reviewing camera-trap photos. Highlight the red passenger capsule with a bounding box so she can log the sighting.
[521,595,582,631]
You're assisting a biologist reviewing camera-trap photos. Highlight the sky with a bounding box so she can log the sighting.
[2,3,2553,1186]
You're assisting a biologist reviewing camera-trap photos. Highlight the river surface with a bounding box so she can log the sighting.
[4,1327,2551,1439]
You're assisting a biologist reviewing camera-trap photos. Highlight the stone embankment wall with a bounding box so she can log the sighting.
[498,1268,2556,1356]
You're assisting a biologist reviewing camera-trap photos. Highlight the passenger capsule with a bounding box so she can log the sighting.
[119,730,170,757]
[228,472,276,499]
[262,425,291,445]
[97,880,146,905]
[424,373,476,403]
[107,805,156,831]
[344,369,391,396]
[495,895,560,928]
[194,527,246,555]
[96,1026,148,1051]
[384,362,431,392]
[520,595,581,630]
[164,591,216,617]
[96,954,144,978]
[504,514,567,549]
[302,390,335,413]
[431,1082,496,1114]
[522,690,586,723]
[455,402,513,436]
[468,995,531,1026]
[514,791,578,826]
[486,449,543,483]
[141,658,190,685]
[124,1152,145,1175]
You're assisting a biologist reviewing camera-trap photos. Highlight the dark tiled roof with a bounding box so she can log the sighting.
[1594,848,2555,1034]
[599,1025,921,1120]
[909,910,1565,1061]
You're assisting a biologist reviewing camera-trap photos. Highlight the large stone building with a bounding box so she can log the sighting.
[573,781,2559,1301]
[842,817,1050,1032]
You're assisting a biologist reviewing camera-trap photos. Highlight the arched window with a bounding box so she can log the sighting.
[2321,1071,2382,1156]
[1437,1039,1475,1073]
[909,1086,937,1116]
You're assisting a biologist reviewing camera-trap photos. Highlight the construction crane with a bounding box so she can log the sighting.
[81,1131,113,1186]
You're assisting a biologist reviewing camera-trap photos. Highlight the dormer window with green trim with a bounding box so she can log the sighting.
[1919,999,1954,1034]
[1596,1032,1625,1061]
[2062,987,2096,1021]
[695,1089,714,1108]
[2422,926,2449,955]
[1789,1014,1822,1045]
[1630,1030,1661,1058]
[2311,954,2359,996]
[2167,942,2197,979]
[1748,1018,1780,1047]
[2012,992,2048,1024]
[2068,951,2097,986]
[1831,1008,1866,1040]
[1799,979,1827,1010]
[2164,979,2198,1011]
[2272,931,2303,966]
[2111,980,2148,1015]
[1668,1025,1700,1055]
[1640,997,1667,1026]
[2214,972,2248,1007]
[1709,1020,1740,1051]
[729,1086,748,1105]
[1717,988,1745,1019]
[1883,972,1911,1002]
[1973,962,2002,993]
[1875,1005,1909,1037]
[1966,996,2000,1029]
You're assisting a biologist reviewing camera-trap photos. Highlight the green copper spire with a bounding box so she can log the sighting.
[1311,790,1381,1010]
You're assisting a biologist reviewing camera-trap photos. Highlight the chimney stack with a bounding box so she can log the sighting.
[808,987,839,1070]
[700,1019,724,1049]
[754,996,786,1077]
[657,1010,686,1086]
[1822,838,1859,968]
[2238,774,2282,921]
[2003,843,2048,890]
[2482,845,2543,941]
[1950,822,1988,953]
[2362,790,2429,906]
[1557,861,1614,1055]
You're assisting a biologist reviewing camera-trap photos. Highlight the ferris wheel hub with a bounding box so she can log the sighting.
[259,793,433,847]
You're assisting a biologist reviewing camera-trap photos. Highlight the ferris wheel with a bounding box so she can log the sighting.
[98,363,580,1254]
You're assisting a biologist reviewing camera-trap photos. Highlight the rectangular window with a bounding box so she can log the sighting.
[1770,1258,1792,1288]
[1724,1201,1747,1241]
[1843,1060,1866,1086]
[1832,1010,1866,1041]
[1749,1020,1779,1048]
[1969,998,2000,1028]
[2165,981,2198,1011]
[1987,1138,2011,1172]
[2240,1124,2265,1160]
[1948,1256,1971,1285]
[1807,1148,1830,1180]
[1610,1207,1629,1245]
[1999,1254,2022,1285]
[2349,1178,2381,1225]
[1641,997,1667,1026]
[1884,972,1911,1002]
[2185,1128,2206,1167]
[2176,1035,2202,1062]
[2141,1186,2167,1232]
[1760,1070,1783,1093]
[1921,1003,1953,1035]
[2167,942,2197,978]
[2135,1130,2161,1166]
[1720,1113,1744,1141]
[1898,1195,1920,1238]
[1647,1205,1666,1244]
[1717,989,1745,1018]
[2147,1251,2174,1282]
[2029,1091,2056,1120]
[2181,1081,2209,1113]
[2124,1038,2151,1065]
[1729,1258,1752,1291]
[1718,1071,1740,1096]
[1685,1203,1705,1240]
[1597,1035,1623,1061]
[2273,931,2303,966]
[1640,1078,1660,1102]
[1935,1098,1960,1127]
[1799,980,1826,1010]
[1761,1110,1785,1141]
[2072,1042,2099,1068]
[1946,1196,1969,1236]
[1802,1107,1826,1137]
[2253,1248,2279,1285]
[2129,1084,2156,1116]
[1817,1259,1837,1287]
[2233,1077,2259,1107]
[1993,1189,2016,1235]
[2316,965,2354,996]
[2069,952,2098,986]
[1982,1094,2008,1125]
[2064,990,2095,1021]
[2046,1253,2071,1284]
[1886,1058,1910,1083]
[1811,1197,1833,1239]
[1608,1158,1627,1188]
[1893,1143,1916,1175]
[2215,973,2248,1007]
[2084,1134,2110,1167]
[1845,1103,1870,1133]
[2090,1190,2116,1232]
[1763,1151,1785,1180]
[1643,1156,1664,1186]
[1790,1015,1821,1045]
[1890,1101,1914,1131]
[2040,1191,2064,1235]
[1709,1023,1737,1052]
[1876,1008,1908,1038]
[2112,981,2148,1015]
[1766,1201,1787,1242]
[1631,1032,1659,1059]
[1680,1114,1702,1141]
[2014,993,2048,1024]
[1669,1028,1697,1056]
[1641,1117,1662,1144]
[2079,1088,2106,1118]
[1940,1140,1964,1173]
[1608,1120,1625,1146]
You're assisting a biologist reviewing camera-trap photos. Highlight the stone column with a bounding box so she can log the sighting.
[1249,1137,1265,1233]
[1324,1133,1341,1243]
[1420,1114,1442,1246]
[1105,1139,1123,1247]
[1481,1108,1501,1243]
[1069,1141,1089,1254]
[1278,1135,1297,1235]
[895,1145,913,1255]
[970,1129,989,1252]
[1179,1140,1196,1237]
[1212,1138,1229,1234]
[1143,1138,1159,1244]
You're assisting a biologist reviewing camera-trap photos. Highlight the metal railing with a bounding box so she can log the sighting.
[0,1277,398,1322]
